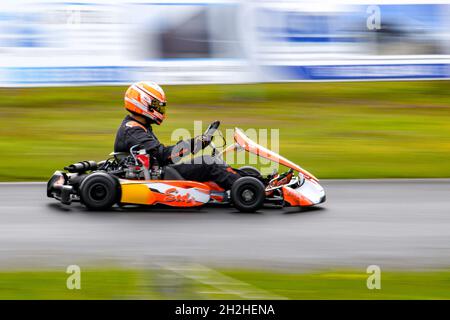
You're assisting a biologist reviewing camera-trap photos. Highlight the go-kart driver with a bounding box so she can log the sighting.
[114,81,243,190]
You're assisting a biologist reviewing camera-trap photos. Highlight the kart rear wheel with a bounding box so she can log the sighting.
[231,177,265,213]
[79,173,120,210]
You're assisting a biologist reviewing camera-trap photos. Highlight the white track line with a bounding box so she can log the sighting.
[158,262,286,300]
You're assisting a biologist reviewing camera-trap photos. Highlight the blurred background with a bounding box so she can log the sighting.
[0,0,449,84]
[0,0,450,300]
[0,0,449,180]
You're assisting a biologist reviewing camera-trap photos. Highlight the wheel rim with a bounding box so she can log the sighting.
[240,186,257,204]
[89,183,107,201]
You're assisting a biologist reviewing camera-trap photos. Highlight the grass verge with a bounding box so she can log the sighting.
[0,267,449,299]
[1,81,449,180]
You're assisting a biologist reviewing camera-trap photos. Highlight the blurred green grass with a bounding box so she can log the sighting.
[221,269,450,300]
[1,81,450,181]
[1,267,449,299]
[0,269,146,300]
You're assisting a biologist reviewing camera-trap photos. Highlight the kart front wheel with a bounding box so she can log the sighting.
[231,177,265,213]
[79,173,120,210]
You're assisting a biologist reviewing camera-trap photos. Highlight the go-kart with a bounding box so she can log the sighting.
[47,121,325,212]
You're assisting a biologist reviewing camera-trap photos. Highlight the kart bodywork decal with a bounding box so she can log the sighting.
[120,180,210,207]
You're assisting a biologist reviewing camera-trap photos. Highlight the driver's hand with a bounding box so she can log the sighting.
[200,134,212,148]
[191,135,211,154]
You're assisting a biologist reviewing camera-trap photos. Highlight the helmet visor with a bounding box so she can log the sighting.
[150,99,166,116]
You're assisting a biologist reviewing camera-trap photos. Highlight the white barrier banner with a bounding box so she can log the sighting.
[0,0,449,86]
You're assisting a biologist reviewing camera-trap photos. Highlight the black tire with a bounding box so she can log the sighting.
[231,177,265,213]
[79,172,120,210]
[238,166,261,177]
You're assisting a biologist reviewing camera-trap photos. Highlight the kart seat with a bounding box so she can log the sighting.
[163,166,185,180]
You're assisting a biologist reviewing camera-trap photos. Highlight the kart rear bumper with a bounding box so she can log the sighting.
[47,171,74,205]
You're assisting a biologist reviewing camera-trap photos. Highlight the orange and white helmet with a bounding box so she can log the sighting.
[124,81,167,125]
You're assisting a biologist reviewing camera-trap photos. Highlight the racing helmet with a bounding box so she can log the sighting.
[124,81,167,125]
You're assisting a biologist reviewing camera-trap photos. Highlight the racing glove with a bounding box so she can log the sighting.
[166,136,210,162]
[191,135,212,154]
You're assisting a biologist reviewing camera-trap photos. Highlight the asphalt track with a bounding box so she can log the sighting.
[0,180,449,270]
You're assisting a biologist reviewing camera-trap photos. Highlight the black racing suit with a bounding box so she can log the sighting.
[114,115,241,189]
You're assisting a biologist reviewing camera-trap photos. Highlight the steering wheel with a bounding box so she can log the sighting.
[196,120,220,156]
[203,120,220,139]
